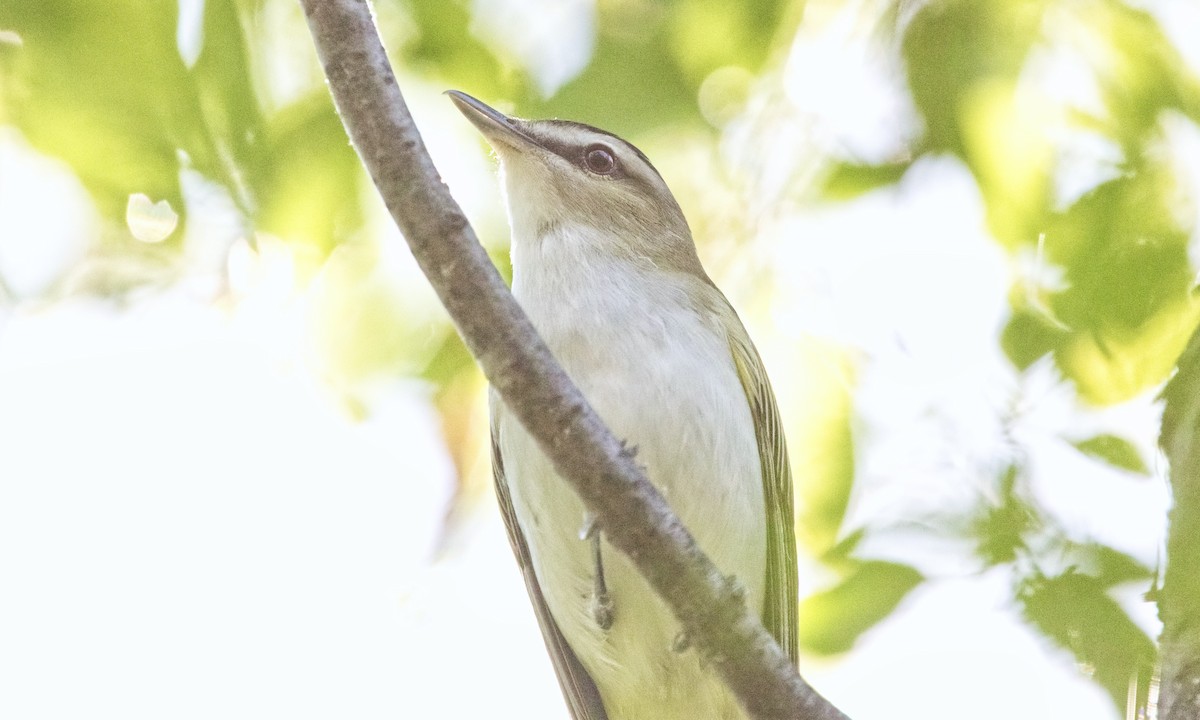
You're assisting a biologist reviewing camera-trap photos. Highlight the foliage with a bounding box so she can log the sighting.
[2,0,1197,715]
[829,0,1196,702]
[903,0,1200,406]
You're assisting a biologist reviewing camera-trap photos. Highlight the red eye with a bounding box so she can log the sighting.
[584,145,616,175]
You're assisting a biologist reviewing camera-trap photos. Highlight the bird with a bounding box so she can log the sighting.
[448,90,798,720]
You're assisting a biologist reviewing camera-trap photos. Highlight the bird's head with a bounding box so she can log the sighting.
[448,91,702,275]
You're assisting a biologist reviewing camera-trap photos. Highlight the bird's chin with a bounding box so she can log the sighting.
[500,167,563,235]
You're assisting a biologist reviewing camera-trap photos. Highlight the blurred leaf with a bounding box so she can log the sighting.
[1086,544,1153,588]
[799,560,923,655]
[0,0,260,234]
[423,329,491,536]
[520,0,793,134]
[1047,176,1191,329]
[192,0,263,204]
[902,0,1200,400]
[391,0,514,93]
[1070,433,1150,476]
[1055,300,1200,406]
[1087,0,1200,150]
[487,243,513,286]
[959,77,1053,246]
[246,93,364,254]
[523,26,694,134]
[423,327,475,388]
[972,464,1039,566]
[902,0,1044,156]
[432,359,490,523]
[821,160,913,201]
[1019,569,1156,710]
[1045,538,1153,587]
[1001,305,1070,370]
[794,342,857,556]
[902,0,1052,246]
[311,241,419,380]
[665,0,791,86]
[819,528,867,567]
[1043,174,1200,404]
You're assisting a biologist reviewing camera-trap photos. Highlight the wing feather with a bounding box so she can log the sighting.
[726,325,800,664]
[490,401,610,720]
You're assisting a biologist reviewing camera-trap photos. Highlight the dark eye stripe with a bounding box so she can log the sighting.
[530,120,666,183]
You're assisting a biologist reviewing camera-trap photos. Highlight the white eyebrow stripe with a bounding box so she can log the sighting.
[528,120,666,183]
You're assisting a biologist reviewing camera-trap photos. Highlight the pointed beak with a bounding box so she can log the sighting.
[446,90,537,154]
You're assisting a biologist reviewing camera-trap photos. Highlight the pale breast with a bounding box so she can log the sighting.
[497,247,766,718]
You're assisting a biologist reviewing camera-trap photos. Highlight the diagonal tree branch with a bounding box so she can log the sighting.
[298,1,850,718]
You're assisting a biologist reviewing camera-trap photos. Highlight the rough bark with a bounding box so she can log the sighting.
[1158,328,1200,720]
[298,1,850,718]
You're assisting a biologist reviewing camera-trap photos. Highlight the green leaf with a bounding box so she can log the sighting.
[422,328,476,389]
[394,0,514,95]
[1048,177,1192,329]
[0,0,261,234]
[1071,434,1150,476]
[521,30,695,135]
[903,0,1054,247]
[1071,543,1154,588]
[794,343,857,557]
[902,0,1043,156]
[1045,174,1200,404]
[1001,306,1070,371]
[971,464,1040,566]
[821,160,912,201]
[799,560,923,655]
[1019,570,1156,711]
[664,0,792,86]
[819,528,867,567]
[1088,0,1200,150]
[518,0,794,134]
[246,93,364,254]
[191,0,264,206]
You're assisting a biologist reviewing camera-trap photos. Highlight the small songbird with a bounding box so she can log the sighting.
[449,91,798,720]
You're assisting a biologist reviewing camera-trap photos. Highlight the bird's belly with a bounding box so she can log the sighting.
[499,322,765,719]
[571,545,748,720]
